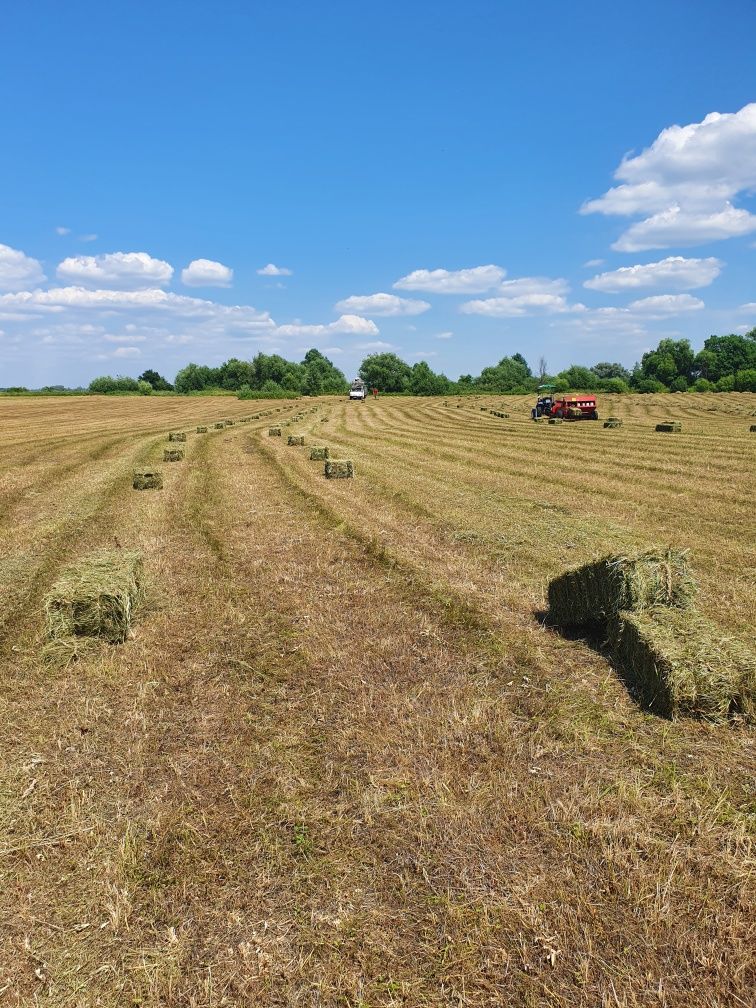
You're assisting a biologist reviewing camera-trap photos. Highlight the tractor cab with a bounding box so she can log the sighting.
[532,384,555,419]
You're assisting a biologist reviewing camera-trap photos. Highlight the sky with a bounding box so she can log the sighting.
[1,0,755,387]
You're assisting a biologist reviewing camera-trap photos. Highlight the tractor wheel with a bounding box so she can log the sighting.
[553,409,563,418]
[592,410,599,420]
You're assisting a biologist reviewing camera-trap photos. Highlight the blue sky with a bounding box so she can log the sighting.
[1,0,755,387]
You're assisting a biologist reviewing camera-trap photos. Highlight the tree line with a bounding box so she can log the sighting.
[72,327,756,397]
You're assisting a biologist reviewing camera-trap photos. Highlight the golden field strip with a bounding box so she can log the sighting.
[0,392,754,1007]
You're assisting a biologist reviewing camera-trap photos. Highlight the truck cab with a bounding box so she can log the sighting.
[349,378,367,401]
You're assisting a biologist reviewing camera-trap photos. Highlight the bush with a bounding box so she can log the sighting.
[692,378,714,392]
[137,380,153,396]
[635,377,668,394]
[670,376,689,392]
[88,375,140,394]
[238,380,299,400]
[715,374,735,393]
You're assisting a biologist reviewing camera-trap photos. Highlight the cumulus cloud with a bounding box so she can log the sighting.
[394,264,505,293]
[581,104,756,250]
[334,292,430,316]
[626,294,705,315]
[57,252,173,289]
[181,258,233,287]
[460,293,581,317]
[497,276,570,296]
[275,314,378,338]
[112,346,141,358]
[354,340,395,351]
[0,244,46,292]
[584,256,722,292]
[257,263,292,276]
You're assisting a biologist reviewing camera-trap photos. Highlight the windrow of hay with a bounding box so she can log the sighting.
[611,608,755,721]
[133,469,163,490]
[269,426,282,436]
[656,421,682,433]
[288,435,305,446]
[547,548,695,627]
[168,431,186,442]
[325,458,354,479]
[44,550,145,645]
[164,448,184,462]
[309,446,329,460]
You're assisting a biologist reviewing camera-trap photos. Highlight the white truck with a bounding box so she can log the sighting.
[348,378,368,401]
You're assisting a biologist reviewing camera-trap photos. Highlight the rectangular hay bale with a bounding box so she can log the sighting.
[547,549,696,627]
[133,469,163,490]
[288,435,305,446]
[164,448,184,461]
[269,426,282,436]
[310,446,329,460]
[611,609,755,721]
[168,432,186,442]
[324,458,354,479]
[656,421,681,432]
[196,426,208,433]
[45,551,145,644]
[214,422,225,429]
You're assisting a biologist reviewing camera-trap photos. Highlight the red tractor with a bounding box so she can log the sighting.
[532,393,599,420]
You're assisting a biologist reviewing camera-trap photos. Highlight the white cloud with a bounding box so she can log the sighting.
[55,226,71,236]
[394,264,505,293]
[275,314,378,338]
[181,258,233,287]
[434,331,453,339]
[103,333,147,343]
[57,252,173,289]
[257,263,292,276]
[321,346,343,354]
[582,104,756,249]
[739,302,756,311]
[112,346,141,358]
[584,255,722,292]
[626,293,705,315]
[583,258,605,267]
[334,292,430,316]
[612,205,756,252]
[0,244,46,292]
[460,293,581,317]
[409,350,437,358]
[80,234,98,242]
[354,340,395,351]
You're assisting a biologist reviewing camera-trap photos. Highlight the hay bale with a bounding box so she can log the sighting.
[164,448,184,462]
[44,551,144,644]
[133,469,163,490]
[269,426,282,436]
[656,421,682,433]
[196,426,208,433]
[604,420,623,429]
[320,417,328,422]
[224,419,235,427]
[548,417,563,425]
[288,435,305,446]
[547,549,696,627]
[310,446,329,461]
[750,424,756,432]
[325,459,354,479]
[168,432,186,442]
[611,609,755,721]
[214,422,225,429]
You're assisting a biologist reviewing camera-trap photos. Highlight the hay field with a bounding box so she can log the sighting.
[0,392,754,1007]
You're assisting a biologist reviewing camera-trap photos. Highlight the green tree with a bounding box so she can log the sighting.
[359,353,412,392]
[476,354,533,392]
[557,364,599,389]
[137,379,153,395]
[408,360,450,396]
[592,361,632,382]
[138,369,173,391]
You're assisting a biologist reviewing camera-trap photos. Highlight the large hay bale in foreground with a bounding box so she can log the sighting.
[310,446,329,461]
[168,432,186,442]
[656,421,681,433]
[164,448,184,462]
[196,426,208,433]
[325,459,354,479]
[45,551,145,644]
[269,426,282,436]
[288,435,304,446]
[547,549,696,627]
[611,609,755,721]
[133,469,163,490]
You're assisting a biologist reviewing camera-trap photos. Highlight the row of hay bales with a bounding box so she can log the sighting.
[275,427,354,478]
[45,402,310,658]
[547,549,755,721]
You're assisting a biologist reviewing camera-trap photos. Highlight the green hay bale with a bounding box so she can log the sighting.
[750,424,756,432]
[548,417,563,425]
[324,458,354,479]
[214,422,225,429]
[309,446,329,461]
[196,426,208,433]
[269,426,282,436]
[224,419,235,427]
[611,609,755,721]
[288,435,305,446]
[133,469,163,490]
[547,549,696,628]
[604,420,623,429]
[168,432,186,442]
[44,551,144,645]
[163,448,184,462]
[656,421,682,433]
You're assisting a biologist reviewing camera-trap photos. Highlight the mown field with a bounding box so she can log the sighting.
[0,392,754,1007]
